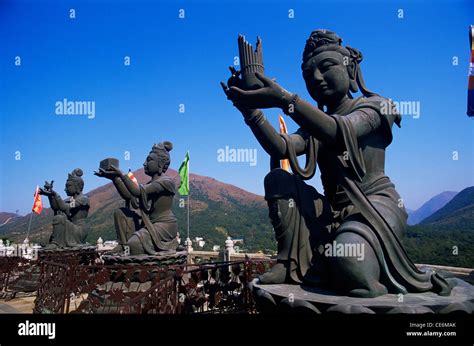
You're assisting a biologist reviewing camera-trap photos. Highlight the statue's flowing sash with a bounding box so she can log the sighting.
[279,98,451,295]
[331,103,451,295]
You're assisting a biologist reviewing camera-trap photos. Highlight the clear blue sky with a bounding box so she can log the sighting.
[1,0,473,215]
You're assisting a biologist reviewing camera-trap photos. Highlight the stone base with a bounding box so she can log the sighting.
[38,246,98,264]
[250,278,474,314]
[101,251,188,266]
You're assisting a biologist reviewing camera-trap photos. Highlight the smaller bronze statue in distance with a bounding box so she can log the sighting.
[95,142,179,255]
[39,168,90,248]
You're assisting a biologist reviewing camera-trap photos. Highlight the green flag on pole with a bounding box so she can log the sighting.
[178,151,189,196]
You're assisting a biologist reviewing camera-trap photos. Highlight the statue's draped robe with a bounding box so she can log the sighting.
[266,96,451,295]
[132,176,179,254]
[50,194,89,247]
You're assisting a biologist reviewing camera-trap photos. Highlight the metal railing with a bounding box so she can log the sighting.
[176,259,275,314]
[0,247,99,299]
[32,255,275,314]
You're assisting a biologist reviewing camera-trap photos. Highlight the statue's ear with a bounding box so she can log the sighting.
[347,60,359,93]
[157,162,163,175]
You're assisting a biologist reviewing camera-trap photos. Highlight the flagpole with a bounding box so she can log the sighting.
[187,194,190,240]
[187,151,190,241]
[25,211,33,242]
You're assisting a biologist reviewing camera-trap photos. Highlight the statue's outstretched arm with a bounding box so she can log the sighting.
[222,70,307,157]
[47,194,60,211]
[50,193,70,216]
[112,177,133,201]
[285,96,337,146]
[244,109,306,159]
[120,173,141,197]
[120,174,165,198]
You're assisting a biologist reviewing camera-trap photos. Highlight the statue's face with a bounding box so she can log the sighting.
[65,180,77,196]
[302,50,351,105]
[143,154,162,176]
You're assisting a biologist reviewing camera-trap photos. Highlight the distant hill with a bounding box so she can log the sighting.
[2,176,472,267]
[0,212,20,227]
[404,186,474,268]
[421,187,474,227]
[0,169,276,253]
[407,191,457,225]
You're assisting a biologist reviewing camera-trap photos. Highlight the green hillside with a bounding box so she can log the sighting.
[404,186,474,268]
[404,225,474,268]
[1,171,471,268]
[0,169,276,253]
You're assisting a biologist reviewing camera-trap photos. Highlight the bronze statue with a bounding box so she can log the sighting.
[39,168,90,248]
[95,142,179,255]
[221,30,451,298]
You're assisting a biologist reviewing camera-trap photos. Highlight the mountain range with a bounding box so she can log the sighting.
[421,187,474,227]
[407,191,457,225]
[404,186,474,268]
[0,212,19,227]
[0,169,275,253]
[0,172,472,267]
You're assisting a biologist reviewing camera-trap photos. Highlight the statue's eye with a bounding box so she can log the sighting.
[320,61,336,71]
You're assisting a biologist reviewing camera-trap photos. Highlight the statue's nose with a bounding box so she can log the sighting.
[313,69,323,83]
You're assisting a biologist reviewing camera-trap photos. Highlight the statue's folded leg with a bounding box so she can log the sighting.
[113,208,141,252]
[50,215,86,248]
[328,220,388,298]
[126,222,178,256]
[126,229,149,255]
[261,169,332,284]
[50,214,67,247]
[259,197,296,284]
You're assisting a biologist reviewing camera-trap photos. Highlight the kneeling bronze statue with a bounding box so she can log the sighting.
[95,142,179,255]
[222,30,451,298]
[39,168,90,248]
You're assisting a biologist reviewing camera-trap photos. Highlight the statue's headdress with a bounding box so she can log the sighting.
[302,29,375,98]
[67,168,84,192]
[149,141,173,173]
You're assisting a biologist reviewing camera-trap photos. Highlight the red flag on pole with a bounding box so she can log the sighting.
[278,115,290,172]
[32,186,43,214]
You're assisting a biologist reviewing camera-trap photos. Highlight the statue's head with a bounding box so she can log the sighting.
[65,168,84,196]
[144,141,173,176]
[301,29,375,108]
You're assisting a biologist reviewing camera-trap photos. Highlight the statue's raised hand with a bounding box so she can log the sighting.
[226,66,244,89]
[224,72,293,110]
[221,67,256,115]
[94,167,121,180]
[38,186,54,197]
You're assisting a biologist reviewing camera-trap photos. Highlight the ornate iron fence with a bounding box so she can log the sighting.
[176,258,275,314]
[0,257,32,297]
[121,276,179,314]
[34,261,179,314]
[33,261,70,313]
[0,247,99,299]
[32,256,275,314]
